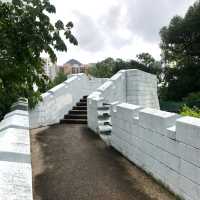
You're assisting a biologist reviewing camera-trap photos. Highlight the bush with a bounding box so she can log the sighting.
[160,101,185,113]
[180,105,200,118]
[51,71,68,87]
[183,92,200,107]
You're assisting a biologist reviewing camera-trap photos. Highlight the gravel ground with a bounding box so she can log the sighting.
[31,124,176,200]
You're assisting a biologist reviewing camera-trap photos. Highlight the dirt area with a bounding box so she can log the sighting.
[31,124,177,200]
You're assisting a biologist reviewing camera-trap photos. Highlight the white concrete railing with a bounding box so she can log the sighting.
[87,69,159,133]
[30,73,107,129]
[0,103,32,200]
[111,103,200,200]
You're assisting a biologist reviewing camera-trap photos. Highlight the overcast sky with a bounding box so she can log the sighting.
[50,0,196,65]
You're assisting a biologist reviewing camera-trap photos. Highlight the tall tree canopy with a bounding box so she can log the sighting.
[89,54,162,80]
[160,0,200,101]
[0,0,77,119]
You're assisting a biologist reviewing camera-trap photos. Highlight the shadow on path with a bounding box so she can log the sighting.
[31,124,176,200]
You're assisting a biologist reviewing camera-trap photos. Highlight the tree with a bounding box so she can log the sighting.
[89,55,161,79]
[160,0,200,101]
[0,0,78,119]
[88,58,115,78]
[136,53,156,68]
[136,53,163,83]
[51,71,68,87]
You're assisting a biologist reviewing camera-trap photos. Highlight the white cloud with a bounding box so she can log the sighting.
[49,0,197,65]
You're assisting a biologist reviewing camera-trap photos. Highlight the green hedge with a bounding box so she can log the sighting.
[180,105,200,118]
[160,101,184,113]
[160,100,200,113]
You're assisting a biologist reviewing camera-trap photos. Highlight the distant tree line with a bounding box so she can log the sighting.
[88,54,162,82]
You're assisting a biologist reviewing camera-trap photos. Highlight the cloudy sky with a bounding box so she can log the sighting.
[50,0,196,65]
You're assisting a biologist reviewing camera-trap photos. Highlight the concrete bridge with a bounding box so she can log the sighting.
[0,70,200,200]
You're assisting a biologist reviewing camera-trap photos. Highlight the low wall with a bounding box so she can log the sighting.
[0,103,32,199]
[30,74,107,129]
[88,69,159,133]
[110,103,200,200]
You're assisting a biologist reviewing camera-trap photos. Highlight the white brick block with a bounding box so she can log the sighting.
[179,143,200,167]
[180,159,200,185]
[0,128,30,156]
[166,126,176,140]
[176,116,200,149]
[139,108,179,135]
[179,175,200,200]
[0,161,32,200]
[133,134,180,172]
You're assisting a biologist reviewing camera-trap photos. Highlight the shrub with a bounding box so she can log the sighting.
[183,92,200,106]
[51,71,68,88]
[180,105,200,118]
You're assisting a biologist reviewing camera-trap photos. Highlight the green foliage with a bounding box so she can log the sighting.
[160,92,200,113]
[0,0,77,120]
[160,101,185,113]
[183,92,200,103]
[137,53,156,68]
[88,55,162,79]
[180,105,200,118]
[51,71,68,87]
[88,58,115,78]
[137,53,163,83]
[160,0,200,101]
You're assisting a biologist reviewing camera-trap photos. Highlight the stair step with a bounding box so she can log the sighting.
[98,110,110,116]
[69,110,87,115]
[60,119,87,124]
[80,99,87,103]
[64,114,87,119]
[77,102,87,106]
[61,95,88,124]
[98,106,110,111]
[98,119,111,125]
[98,113,110,119]
[98,125,112,135]
[73,106,87,110]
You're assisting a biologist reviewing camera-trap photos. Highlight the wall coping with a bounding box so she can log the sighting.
[0,102,33,200]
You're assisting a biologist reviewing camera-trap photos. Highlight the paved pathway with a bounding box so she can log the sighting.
[31,124,176,200]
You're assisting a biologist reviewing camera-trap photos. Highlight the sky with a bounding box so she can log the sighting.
[50,0,196,65]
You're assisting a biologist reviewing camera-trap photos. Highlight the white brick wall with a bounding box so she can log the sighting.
[87,70,126,132]
[0,106,32,200]
[88,69,159,133]
[110,103,200,200]
[30,74,107,129]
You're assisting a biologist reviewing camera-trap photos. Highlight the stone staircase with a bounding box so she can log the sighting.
[60,96,88,124]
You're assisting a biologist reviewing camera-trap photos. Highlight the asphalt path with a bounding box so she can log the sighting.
[31,124,176,200]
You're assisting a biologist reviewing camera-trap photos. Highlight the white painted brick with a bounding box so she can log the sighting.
[179,143,200,167]
[133,134,181,172]
[179,175,200,200]
[180,159,200,185]
[0,161,32,200]
[139,108,179,135]
[166,126,176,140]
[0,128,30,156]
[138,127,180,158]
[177,116,200,149]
